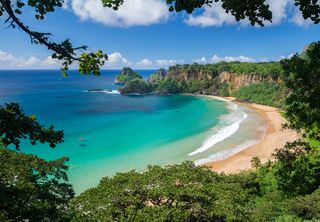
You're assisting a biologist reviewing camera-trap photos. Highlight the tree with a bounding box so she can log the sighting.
[105,0,320,25]
[281,42,320,140]
[0,149,74,222]
[272,140,320,196]
[0,103,64,150]
[71,162,255,222]
[119,78,152,95]
[0,103,74,221]
[0,0,108,76]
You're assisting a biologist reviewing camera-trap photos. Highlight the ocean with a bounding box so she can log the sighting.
[0,70,266,194]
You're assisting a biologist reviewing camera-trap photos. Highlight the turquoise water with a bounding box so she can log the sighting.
[1,70,254,193]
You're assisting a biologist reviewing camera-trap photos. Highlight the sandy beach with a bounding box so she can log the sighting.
[204,96,299,174]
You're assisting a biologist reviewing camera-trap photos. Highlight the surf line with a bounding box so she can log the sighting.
[188,102,247,156]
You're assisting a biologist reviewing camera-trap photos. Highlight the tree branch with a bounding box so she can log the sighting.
[1,0,83,62]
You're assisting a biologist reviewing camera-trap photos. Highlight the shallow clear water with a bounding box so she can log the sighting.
[0,70,265,194]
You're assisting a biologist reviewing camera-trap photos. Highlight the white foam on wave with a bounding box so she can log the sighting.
[188,101,247,156]
[103,90,120,95]
[86,89,120,95]
[194,139,260,165]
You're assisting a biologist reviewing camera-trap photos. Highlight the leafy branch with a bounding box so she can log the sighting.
[0,0,108,76]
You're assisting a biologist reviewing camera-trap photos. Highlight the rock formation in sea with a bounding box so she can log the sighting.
[115,67,142,85]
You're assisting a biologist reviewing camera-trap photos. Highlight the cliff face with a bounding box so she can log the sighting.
[167,69,217,81]
[167,68,278,92]
[148,69,167,83]
[219,71,277,91]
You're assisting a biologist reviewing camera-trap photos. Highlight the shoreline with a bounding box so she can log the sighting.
[200,95,299,174]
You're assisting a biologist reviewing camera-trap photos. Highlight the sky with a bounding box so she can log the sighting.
[0,0,320,69]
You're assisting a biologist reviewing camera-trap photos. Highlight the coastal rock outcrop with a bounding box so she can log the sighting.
[147,69,167,83]
[115,67,142,85]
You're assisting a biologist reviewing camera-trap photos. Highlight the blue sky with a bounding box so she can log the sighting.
[0,0,320,69]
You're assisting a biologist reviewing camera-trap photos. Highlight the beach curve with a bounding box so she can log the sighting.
[202,96,299,174]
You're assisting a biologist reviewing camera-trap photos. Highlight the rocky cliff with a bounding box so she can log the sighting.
[167,68,279,93]
[218,71,278,91]
[166,63,282,94]
[167,69,217,81]
[148,69,167,83]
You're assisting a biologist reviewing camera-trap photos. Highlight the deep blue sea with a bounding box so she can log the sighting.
[0,70,265,194]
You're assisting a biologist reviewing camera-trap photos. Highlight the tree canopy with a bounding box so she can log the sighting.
[281,42,320,140]
[0,103,64,150]
[0,148,74,222]
[0,103,74,222]
[104,0,320,25]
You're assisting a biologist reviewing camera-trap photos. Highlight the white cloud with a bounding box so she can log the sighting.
[0,50,134,69]
[290,8,313,27]
[0,50,16,61]
[155,59,184,67]
[192,57,207,64]
[279,53,295,60]
[266,0,290,25]
[185,2,236,27]
[103,52,131,68]
[137,58,153,66]
[212,55,256,63]
[0,50,61,69]
[42,56,61,66]
[70,0,169,27]
[193,54,256,63]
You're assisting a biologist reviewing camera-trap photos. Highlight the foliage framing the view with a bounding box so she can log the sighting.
[0,103,64,150]
[0,104,74,222]
[281,42,320,140]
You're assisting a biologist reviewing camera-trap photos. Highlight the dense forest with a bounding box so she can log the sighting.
[236,82,287,108]
[168,61,283,77]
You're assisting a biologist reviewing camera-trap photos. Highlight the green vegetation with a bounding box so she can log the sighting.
[71,162,255,221]
[153,78,182,94]
[115,67,143,84]
[115,62,283,102]
[180,79,214,93]
[148,69,167,83]
[228,62,283,76]
[0,103,73,222]
[0,149,74,222]
[236,82,287,107]
[169,62,283,77]
[281,43,320,140]
[0,103,64,150]
[106,0,320,27]
[71,155,320,221]
[217,82,230,97]
[120,78,152,95]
